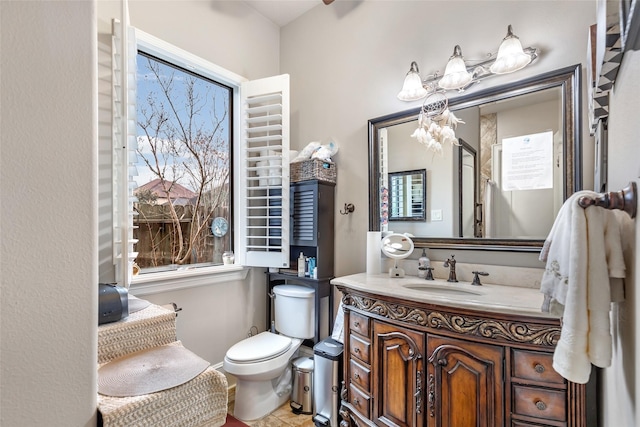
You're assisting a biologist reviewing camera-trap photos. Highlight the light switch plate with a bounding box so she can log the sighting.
[431,209,443,221]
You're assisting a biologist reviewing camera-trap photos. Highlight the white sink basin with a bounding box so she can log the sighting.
[402,283,482,296]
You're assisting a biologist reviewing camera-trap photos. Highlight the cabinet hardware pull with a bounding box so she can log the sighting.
[354,347,360,353]
[354,373,360,379]
[437,358,447,366]
[354,321,360,327]
[428,373,435,417]
[535,400,547,411]
[353,398,360,406]
[534,363,545,373]
[415,370,423,414]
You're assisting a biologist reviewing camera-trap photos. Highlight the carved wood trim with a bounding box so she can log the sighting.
[342,292,560,347]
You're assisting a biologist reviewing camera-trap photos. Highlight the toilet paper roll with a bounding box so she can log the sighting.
[366,231,382,274]
[256,161,268,187]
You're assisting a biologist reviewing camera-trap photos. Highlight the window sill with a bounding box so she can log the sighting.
[129,264,250,296]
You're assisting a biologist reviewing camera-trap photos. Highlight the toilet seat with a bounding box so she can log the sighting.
[225,332,292,364]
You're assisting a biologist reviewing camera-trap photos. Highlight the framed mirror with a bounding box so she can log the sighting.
[369,65,582,251]
[389,169,427,221]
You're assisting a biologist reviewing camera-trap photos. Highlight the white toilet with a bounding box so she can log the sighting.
[224,284,315,421]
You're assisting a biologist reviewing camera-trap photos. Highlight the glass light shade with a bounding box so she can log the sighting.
[397,62,428,101]
[438,46,472,91]
[490,26,532,74]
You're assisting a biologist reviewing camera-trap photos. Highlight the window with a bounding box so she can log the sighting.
[134,52,232,272]
[111,22,290,289]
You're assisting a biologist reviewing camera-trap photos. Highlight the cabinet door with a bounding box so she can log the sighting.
[427,334,504,427]
[372,320,425,427]
[290,181,318,246]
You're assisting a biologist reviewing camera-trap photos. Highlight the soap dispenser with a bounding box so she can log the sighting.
[417,248,430,279]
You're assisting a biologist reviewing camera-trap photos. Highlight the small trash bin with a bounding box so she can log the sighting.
[291,356,314,415]
[312,338,344,427]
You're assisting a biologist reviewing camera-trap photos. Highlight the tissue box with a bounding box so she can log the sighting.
[290,158,336,184]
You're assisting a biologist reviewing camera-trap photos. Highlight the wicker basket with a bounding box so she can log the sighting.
[290,158,337,183]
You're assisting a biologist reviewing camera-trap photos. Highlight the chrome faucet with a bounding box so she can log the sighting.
[443,255,458,282]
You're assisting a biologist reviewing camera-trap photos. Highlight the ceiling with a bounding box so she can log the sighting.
[244,0,321,27]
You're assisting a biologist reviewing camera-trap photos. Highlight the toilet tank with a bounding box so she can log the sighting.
[273,285,315,339]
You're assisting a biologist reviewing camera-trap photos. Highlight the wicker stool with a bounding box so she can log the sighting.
[97,302,228,427]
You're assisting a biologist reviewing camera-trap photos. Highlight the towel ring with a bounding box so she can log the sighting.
[577,181,637,218]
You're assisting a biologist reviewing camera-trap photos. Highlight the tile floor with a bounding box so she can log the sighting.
[228,399,314,427]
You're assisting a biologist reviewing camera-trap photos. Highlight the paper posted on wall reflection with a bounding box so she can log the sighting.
[501,130,553,191]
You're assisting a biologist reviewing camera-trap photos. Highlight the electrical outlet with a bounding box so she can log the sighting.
[431,209,443,221]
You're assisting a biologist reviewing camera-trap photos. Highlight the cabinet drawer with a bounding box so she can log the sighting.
[349,383,371,419]
[349,311,370,337]
[512,421,557,427]
[512,384,566,422]
[512,349,564,384]
[350,333,371,364]
[349,358,370,391]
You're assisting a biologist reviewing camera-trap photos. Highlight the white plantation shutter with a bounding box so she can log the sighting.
[112,19,138,288]
[237,75,290,268]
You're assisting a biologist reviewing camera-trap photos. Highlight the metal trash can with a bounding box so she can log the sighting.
[291,356,314,415]
[312,338,344,427]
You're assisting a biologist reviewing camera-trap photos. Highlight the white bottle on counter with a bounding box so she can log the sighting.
[297,252,305,277]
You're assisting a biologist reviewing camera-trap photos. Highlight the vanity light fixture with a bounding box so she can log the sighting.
[397,61,429,101]
[438,45,473,91]
[397,25,538,98]
[490,25,532,74]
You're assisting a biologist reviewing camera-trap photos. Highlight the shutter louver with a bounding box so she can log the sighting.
[237,75,290,268]
[112,19,138,288]
[292,189,315,242]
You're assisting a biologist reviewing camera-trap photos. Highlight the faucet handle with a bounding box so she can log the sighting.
[471,271,489,286]
[425,267,434,281]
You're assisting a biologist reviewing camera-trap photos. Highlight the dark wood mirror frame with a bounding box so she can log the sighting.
[368,64,582,252]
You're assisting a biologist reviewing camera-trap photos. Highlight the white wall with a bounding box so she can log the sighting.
[281,0,596,273]
[599,48,640,427]
[1,1,97,425]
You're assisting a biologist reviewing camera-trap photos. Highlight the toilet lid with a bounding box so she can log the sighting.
[226,331,292,363]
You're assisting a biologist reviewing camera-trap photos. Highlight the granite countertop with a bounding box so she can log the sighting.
[331,273,557,319]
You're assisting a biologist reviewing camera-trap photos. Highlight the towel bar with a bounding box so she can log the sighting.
[577,181,637,218]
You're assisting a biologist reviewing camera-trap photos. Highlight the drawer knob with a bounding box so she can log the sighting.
[353,398,360,406]
[354,321,360,327]
[354,373,360,380]
[354,347,361,354]
[534,363,545,373]
[535,400,547,411]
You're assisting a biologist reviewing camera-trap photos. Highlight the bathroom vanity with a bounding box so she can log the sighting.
[332,273,595,427]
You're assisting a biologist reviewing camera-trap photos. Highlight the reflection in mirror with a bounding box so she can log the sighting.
[369,65,582,251]
[458,140,478,238]
[389,169,426,221]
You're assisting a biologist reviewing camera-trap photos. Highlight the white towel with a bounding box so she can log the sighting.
[539,191,629,384]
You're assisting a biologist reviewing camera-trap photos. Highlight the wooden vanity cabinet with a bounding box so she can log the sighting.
[337,286,594,427]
